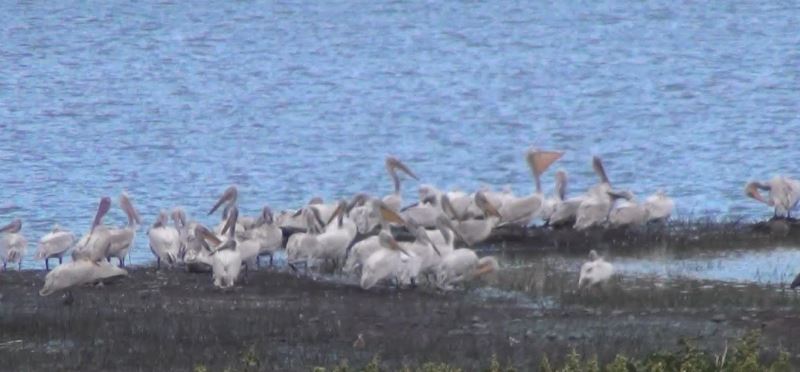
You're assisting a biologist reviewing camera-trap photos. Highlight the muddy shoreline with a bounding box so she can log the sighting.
[2,265,800,371]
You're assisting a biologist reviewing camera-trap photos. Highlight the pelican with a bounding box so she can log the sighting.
[496,149,563,226]
[745,176,800,218]
[435,248,499,290]
[397,219,442,284]
[578,250,614,288]
[426,215,465,251]
[245,206,284,267]
[208,185,247,237]
[286,207,324,269]
[417,185,474,219]
[0,219,27,270]
[442,191,501,246]
[105,193,141,266]
[344,200,406,275]
[313,200,358,269]
[360,231,414,290]
[548,170,584,228]
[148,211,181,269]
[34,225,75,270]
[72,197,113,263]
[197,206,242,289]
[401,193,444,228]
[608,191,649,227]
[39,259,128,296]
[382,156,419,211]
[643,190,675,222]
[574,157,628,230]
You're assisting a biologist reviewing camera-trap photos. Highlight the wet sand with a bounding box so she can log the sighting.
[2,264,800,371]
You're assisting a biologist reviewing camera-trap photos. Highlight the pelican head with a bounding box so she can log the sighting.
[474,191,501,218]
[0,218,22,234]
[745,181,771,205]
[592,156,610,185]
[418,184,438,204]
[153,211,169,228]
[588,249,600,261]
[386,156,419,193]
[526,149,564,192]
[375,200,406,226]
[308,196,324,205]
[347,193,371,211]
[91,196,112,234]
[171,208,187,228]
[119,193,141,226]
[326,199,349,227]
[195,224,220,252]
[440,194,459,220]
[220,205,239,239]
[255,206,274,226]
[209,185,238,216]
[406,218,440,256]
[608,189,635,201]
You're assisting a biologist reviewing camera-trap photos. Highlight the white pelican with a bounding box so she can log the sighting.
[286,207,324,269]
[343,200,406,275]
[578,250,614,288]
[0,219,27,271]
[442,191,501,246]
[745,176,800,218]
[608,191,649,227]
[360,231,414,290]
[398,219,442,284]
[382,156,419,211]
[72,197,113,263]
[426,214,465,251]
[34,225,75,270]
[401,195,444,228]
[208,185,247,237]
[574,157,628,230]
[39,259,128,296]
[435,248,499,290]
[643,190,675,222]
[197,206,242,289]
[105,193,141,266]
[417,185,475,219]
[313,200,358,269]
[496,149,563,226]
[538,170,566,222]
[548,170,584,228]
[148,211,181,268]
[246,206,284,267]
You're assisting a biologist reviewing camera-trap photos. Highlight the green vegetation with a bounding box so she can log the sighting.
[205,331,792,372]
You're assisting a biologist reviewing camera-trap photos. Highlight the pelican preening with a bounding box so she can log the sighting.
[745,176,800,219]
[0,219,27,270]
[73,194,141,267]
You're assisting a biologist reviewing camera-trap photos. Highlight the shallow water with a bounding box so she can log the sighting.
[501,247,800,289]
[1,1,798,267]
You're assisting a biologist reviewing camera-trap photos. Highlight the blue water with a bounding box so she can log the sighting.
[1,1,798,267]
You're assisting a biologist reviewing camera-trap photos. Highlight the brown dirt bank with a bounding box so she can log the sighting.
[2,268,800,371]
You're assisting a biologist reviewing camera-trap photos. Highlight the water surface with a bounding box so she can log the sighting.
[1,1,798,267]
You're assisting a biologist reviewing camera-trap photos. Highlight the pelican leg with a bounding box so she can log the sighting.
[120,257,125,268]
[45,258,50,271]
[157,257,161,270]
[59,257,63,264]
[3,262,6,271]
[269,254,273,266]
[256,256,260,268]
[18,261,21,270]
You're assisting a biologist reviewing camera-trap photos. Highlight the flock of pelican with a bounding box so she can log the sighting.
[1,148,797,297]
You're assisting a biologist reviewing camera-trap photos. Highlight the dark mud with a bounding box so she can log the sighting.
[2,266,800,371]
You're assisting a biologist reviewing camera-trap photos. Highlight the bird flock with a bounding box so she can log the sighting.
[1,148,797,297]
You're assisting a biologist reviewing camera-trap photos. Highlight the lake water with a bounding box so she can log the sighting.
[1,1,798,268]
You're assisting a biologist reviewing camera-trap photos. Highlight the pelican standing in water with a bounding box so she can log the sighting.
[39,259,128,297]
[435,248,498,290]
[148,211,181,268]
[105,193,141,266]
[382,156,419,211]
[0,219,27,270]
[35,225,75,270]
[496,149,563,226]
[578,250,614,289]
[745,176,800,219]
